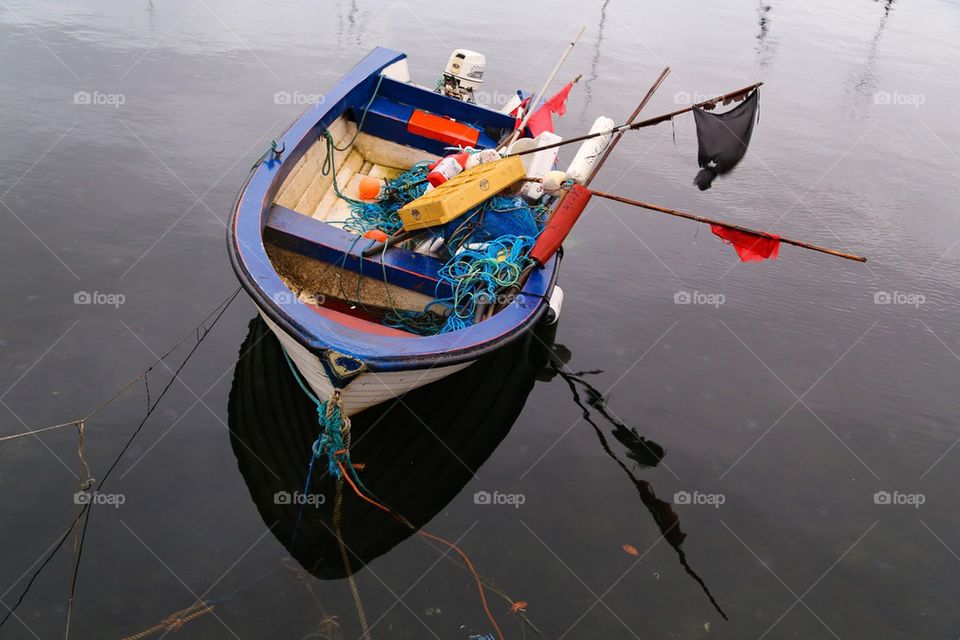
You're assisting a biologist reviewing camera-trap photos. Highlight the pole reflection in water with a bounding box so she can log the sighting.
[547,351,728,620]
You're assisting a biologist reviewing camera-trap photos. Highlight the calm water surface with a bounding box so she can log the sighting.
[2,0,960,638]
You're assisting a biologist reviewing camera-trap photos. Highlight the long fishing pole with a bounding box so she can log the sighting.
[584,66,671,186]
[506,25,586,148]
[590,190,868,262]
[506,82,764,158]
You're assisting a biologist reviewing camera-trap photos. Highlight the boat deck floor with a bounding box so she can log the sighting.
[274,116,437,227]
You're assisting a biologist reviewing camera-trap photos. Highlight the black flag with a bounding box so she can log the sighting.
[692,90,759,190]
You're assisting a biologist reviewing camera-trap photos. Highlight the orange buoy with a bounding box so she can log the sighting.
[358,176,381,201]
[363,229,388,243]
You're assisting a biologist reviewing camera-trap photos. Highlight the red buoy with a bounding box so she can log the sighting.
[528,183,592,265]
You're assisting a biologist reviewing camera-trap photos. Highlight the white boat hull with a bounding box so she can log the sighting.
[259,311,472,415]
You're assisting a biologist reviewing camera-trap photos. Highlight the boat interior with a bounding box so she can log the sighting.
[261,83,531,337]
[264,114,445,335]
[274,115,436,226]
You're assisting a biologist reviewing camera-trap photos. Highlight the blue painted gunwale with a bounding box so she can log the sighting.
[227,47,559,373]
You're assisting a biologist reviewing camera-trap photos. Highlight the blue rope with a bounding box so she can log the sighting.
[280,347,361,480]
[386,234,536,335]
[280,347,373,546]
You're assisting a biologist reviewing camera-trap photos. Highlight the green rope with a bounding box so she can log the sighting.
[331,73,385,152]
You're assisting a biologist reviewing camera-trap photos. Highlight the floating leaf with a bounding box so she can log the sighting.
[510,601,528,613]
[622,544,639,557]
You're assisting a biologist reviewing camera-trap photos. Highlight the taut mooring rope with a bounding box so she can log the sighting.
[0,286,243,635]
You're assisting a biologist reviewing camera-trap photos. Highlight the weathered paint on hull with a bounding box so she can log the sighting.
[259,310,472,415]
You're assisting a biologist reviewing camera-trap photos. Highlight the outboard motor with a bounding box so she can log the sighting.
[438,49,485,103]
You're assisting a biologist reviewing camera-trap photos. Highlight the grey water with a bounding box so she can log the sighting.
[2,0,959,637]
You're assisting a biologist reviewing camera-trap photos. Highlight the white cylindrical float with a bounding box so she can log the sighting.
[566,116,615,183]
[508,131,564,200]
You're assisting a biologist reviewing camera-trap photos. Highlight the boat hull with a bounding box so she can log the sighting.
[259,310,471,415]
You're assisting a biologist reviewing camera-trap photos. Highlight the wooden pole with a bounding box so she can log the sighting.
[506,26,586,148]
[630,82,763,128]
[590,190,867,262]
[506,82,764,158]
[360,229,418,257]
[584,66,671,187]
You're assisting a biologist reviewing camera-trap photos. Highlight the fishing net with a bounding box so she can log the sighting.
[342,163,431,235]
[386,234,537,335]
[437,194,543,257]
[337,150,550,336]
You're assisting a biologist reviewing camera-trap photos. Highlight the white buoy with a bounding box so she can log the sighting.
[508,132,563,199]
[544,286,564,324]
[566,116,616,183]
[542,170,568,193]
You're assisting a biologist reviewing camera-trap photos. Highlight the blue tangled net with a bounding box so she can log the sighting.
[345,161,549,336]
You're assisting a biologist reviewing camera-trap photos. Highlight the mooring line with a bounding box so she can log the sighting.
[63,287,241,640]
[0,421,81,443]
[337,461,505,640]
[0,288,241,444]
[0,286,243,635]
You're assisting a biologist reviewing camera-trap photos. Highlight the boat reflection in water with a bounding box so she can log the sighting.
[228,315,560,579]
[228,316,724,620]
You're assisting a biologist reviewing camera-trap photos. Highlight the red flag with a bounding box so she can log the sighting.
[521,80,576,137]
[711,225,780,262]
[544,81,574,116]
[527,107,555,137]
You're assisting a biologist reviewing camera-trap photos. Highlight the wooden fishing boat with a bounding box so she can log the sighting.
[228,47,585,415]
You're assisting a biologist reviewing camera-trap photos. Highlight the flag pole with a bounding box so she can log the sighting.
[590,190,868,262]
[584,66,671,187]
[506,82,764,158]
[506,25,586,148]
